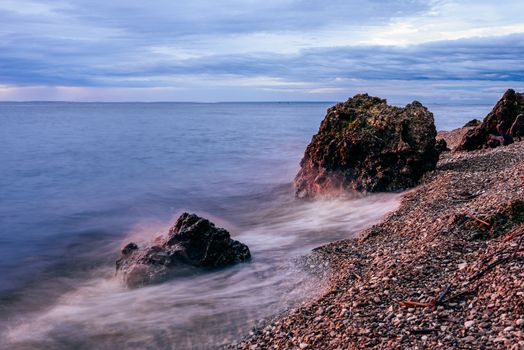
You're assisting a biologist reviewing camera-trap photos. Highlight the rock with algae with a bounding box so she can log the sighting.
[294,94,439,198]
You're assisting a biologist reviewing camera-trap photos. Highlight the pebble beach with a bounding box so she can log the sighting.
[234,132,524,349]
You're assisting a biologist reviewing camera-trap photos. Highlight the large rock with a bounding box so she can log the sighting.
[294,94,439,198]
[116,213,251,287]
[457,89,524,151]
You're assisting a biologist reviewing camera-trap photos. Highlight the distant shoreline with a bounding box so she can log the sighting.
[0,100,337,104]
[0,101,492,106]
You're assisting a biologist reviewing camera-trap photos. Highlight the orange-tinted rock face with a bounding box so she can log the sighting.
[294,94,439,198]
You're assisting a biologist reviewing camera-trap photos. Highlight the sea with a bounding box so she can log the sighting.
[0,101,492,349]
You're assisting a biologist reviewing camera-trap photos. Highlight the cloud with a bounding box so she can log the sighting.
[0,0,523,101]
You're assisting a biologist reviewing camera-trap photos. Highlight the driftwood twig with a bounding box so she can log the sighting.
[445,288,478,304]
[464,211,491,227]
[400,284,453,309]
[468,256,512,282]
[400,300,434,308]
[469,234,523,282]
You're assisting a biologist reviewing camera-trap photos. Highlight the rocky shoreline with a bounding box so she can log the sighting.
[232,134,524,349]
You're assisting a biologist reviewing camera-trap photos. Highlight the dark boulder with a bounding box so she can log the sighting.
[435,138,450,153]
[116,213,251,287]
[294,94,439,198]
[457,89,524,151]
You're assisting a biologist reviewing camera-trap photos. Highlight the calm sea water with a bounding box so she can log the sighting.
[0,102,491,349]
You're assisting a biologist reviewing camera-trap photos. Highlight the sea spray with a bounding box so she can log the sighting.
[3,192,400,350]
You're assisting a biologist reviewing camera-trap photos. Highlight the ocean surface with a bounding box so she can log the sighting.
[0,101,492,349]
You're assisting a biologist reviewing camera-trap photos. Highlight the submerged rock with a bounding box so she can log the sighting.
[294,94,439,198]
[116,213,251,287]
[457,89,524,151]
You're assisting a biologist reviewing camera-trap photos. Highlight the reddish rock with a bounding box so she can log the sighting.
[457,89,524,151]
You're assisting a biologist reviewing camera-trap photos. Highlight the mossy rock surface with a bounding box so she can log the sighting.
[294,94,439,198]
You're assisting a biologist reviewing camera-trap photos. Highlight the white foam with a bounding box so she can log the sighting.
[4,193,401,349]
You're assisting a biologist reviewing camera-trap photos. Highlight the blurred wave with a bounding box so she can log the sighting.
[3,187,399,350]
[0,101,477,349]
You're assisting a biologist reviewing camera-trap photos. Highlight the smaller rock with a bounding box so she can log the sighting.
[435,138,450,153]
[458,262,468,270]
[464,336,475,343]
[465,320,476,329]
[458,89,524,150]
[116,213,251,287]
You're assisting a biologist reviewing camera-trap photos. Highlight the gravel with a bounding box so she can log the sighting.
[230,137,524,350]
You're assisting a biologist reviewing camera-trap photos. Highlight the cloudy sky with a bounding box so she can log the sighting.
[1,0,523,102]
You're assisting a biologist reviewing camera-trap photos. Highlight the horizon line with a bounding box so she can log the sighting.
[0,100,494,106]
[0,100,337,104]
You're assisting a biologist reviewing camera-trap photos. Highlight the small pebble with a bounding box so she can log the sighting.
[465,320,475,328]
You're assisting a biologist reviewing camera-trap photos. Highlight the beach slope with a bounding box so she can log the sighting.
[236,139,524,349]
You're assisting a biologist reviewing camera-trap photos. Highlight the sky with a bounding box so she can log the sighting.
[0,0,523,103]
